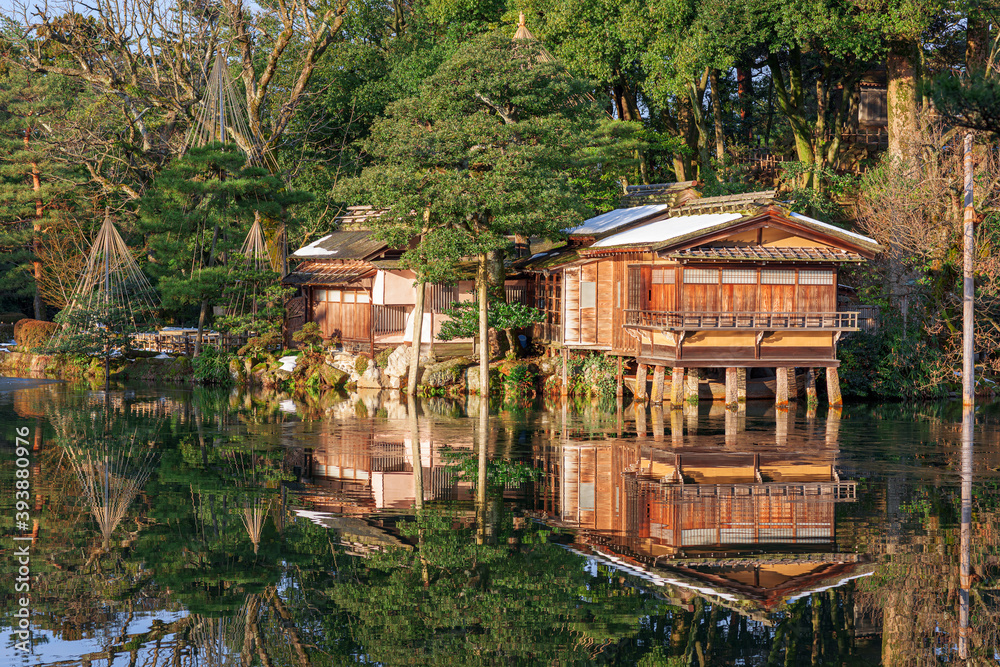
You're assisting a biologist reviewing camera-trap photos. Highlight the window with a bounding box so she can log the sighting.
[799,270,834,285]
[652,268,675,284]
[684,268,718,284]
[721,269,756,284]
[314,289,327,301]
[328,290,342,301]
[760,270,795,285]
[580,281,597,308]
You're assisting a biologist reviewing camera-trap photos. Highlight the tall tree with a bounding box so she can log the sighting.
[339,31,608,395]
[0,66,84,318]
[138,144,310,354]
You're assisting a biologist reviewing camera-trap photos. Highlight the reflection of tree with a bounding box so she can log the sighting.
[53,411,158,552]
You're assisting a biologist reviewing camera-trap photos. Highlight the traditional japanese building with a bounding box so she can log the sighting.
[526,192,881,405]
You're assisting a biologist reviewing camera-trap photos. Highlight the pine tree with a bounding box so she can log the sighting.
[138,143,311,354]
[0,66,85,317]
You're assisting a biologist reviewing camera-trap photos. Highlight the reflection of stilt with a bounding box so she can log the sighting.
[684,402,698,435]
[825,407,842,448]
[634,402,647,439]
[959,406,973,660]
[476,396,489,546]
[775,408,788,447]
[670,409,684,444]
[725,409,738,447]
[650,405,664,442]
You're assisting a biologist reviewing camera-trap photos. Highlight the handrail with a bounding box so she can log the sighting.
[624,310,858,330]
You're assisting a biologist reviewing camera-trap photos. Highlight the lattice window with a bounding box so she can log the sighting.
[684,268,718,284]
[721,269,756,284]
[760,269,795,285]
[652,268,675,284]
[798,270,834,285]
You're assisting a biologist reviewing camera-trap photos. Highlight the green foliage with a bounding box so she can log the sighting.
[837,320,947,400]
[238,330,283,359]
[440,448,542,489]
[214,261,292,337]
[502,362,537,401]
[47,303,137,357]
[928,70,1000,135]
[292,322,324,351]
[375,347,393,370]
[568,353,618,401]
[354,354,370,376]
[191,347,235,386]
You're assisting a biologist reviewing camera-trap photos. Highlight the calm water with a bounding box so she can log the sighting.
[2,381,999,665]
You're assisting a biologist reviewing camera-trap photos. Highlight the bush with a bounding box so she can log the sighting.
[238,330,283,358]
[192,347,235,385]
[567,353,618,400]
[355,354,370,376]
[502,362,536,399]
[375,347,393,370]
[838,326,947,400]
[13,319,59,351]
[293,322,323,350]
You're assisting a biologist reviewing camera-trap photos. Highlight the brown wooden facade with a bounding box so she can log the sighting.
[529,203,881,373]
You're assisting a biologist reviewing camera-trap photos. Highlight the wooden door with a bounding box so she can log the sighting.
[759,269,795,313]
[681,267,720,313]
[720,268,757,313]
[796,269,836,312]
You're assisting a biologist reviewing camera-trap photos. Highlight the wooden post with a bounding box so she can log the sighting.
[826,367,843,407]
[616,356,623,398]
[651,365,665,404]
[963,132,975,408]
[725,368,738,410]
[736,367,747,405]
[684,368,701,405]
[635,363,647,401]
[775,367,790,409]
[670,367,684,407]
[561,348,568,396]
[805,368,818,406]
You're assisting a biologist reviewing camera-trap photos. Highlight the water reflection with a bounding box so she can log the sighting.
[2,384,1000,664]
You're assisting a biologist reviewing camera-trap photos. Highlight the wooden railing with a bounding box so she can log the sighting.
[373,304,407,334]
[131,331,251,355]
[624,310,859,330]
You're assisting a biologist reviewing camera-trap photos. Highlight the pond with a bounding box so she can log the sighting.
[1,381,998,665]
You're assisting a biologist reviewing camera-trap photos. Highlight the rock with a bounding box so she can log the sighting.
[228,358,245,384]
[275,369,292,381]
[320,364,348,388]
[383,345,411,379]
[537,357,557,375]
[420,356,470,388]
[357,364,383,390]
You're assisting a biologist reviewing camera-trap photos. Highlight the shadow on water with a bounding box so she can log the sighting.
[2,381,1000,664]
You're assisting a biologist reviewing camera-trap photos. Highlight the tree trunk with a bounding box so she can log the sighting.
[195,223,221,357]
[887,42,919,162]
[966,6,990,71]
[27,128,45,321]
[478,254,489,397]
[737,63,752,139]
[407,280,426,396]
[710,69,726,162]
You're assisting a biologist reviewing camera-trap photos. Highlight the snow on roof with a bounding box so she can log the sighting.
[788,212,881,250]
[592,212,743,248]
[292,234,339,257]
[566,204,671,237]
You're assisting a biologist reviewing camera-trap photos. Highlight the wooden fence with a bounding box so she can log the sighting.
[131,331,251,355]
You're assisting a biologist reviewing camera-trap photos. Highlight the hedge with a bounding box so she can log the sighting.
[13,319,59,351]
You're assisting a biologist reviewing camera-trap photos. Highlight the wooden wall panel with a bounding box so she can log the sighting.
[798,284,835,312]
[597,260,614,346]
[759,285,793,312]
[564,267,581,344]
[580,263,598,345]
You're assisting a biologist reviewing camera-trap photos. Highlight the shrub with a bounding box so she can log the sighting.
[568,353,617,400]
[192,347,235,385]
[502,362,536,399]
[375,347,393,370]
[293,322,323,350]
[238,330,283,358]
[355,354,370,376]
[13,319,59,351]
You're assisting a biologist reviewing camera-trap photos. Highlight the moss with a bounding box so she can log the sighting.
[354,355,369,376]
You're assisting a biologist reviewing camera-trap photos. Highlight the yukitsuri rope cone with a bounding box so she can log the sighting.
[52,209,159,350]
[56,414,158,551]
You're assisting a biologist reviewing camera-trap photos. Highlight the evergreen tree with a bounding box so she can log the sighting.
[138,144,310,354]
[338,31,615,395]
[0,66,85,317]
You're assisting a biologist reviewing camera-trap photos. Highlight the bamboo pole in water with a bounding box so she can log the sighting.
[963,132,975,407]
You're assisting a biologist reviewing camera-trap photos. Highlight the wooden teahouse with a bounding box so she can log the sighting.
[526,192,882,405]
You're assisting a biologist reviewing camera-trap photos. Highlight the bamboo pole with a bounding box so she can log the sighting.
[963,132,975,408]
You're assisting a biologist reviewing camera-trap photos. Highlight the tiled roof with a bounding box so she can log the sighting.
[668,246,866,262]
[291,230,387,259]
[282,260,375,286]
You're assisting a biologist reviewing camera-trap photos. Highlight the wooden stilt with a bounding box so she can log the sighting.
[635,363,647,401]
[561,349,568,397]
[805,368,818,406]
[670,367,685,407]
[786,366,798,402]
[670,408,684,442]
[725,368,738,410]
[634,401,647,438]
[775,367,790,409]
[684,368,701,405]
[651,365,665,404]
[616,356,623,398]
[826,367,843,407]
[736,367,747,404]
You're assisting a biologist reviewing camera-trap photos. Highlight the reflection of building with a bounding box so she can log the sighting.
[298,424,475,514]
[540,441,867,611]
